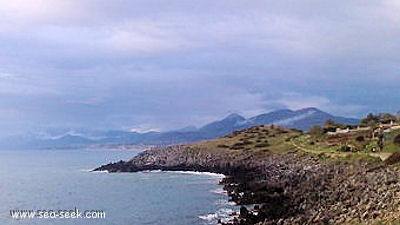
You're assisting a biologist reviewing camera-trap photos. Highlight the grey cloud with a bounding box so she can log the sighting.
[0,0,400,136]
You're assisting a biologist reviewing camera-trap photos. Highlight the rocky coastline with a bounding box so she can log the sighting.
[94,143,400,225]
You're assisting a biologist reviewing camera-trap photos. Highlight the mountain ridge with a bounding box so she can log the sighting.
[0,107,359,149]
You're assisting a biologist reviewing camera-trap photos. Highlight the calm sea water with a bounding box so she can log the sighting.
[0,149,236,225]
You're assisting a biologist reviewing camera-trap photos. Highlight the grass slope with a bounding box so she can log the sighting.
[189,125,302,155]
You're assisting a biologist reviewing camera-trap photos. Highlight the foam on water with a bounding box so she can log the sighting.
[167,171,226,178]
[90,170,109,173]
[214,198,236,206]
[199,208,237,224]
[199,213,218,221]
[211,187,227,195]
[141,170,225,178]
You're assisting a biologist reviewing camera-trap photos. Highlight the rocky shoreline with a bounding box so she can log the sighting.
[94,144,400,225]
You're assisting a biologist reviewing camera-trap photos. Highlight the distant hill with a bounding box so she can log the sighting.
[198,113,247,139]
[246,107,359,131]
[0,107,359,149]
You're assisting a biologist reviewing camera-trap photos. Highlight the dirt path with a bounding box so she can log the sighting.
[291,139,335,154]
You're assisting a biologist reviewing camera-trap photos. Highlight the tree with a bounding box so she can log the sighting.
[379,113,396,124]
[355,135,365,142]
[396,111,400,122]
[368,120,378,130]
[360,113,379,127]
[323,119,342,133]
[309,125,323,137]
[324,119,337,127]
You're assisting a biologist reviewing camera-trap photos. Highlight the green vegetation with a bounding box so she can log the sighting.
[360,113,397,127]
[379,129,400,152]
[355,135,364,142]
[365,141,379,152]
[323,119,345,133]
[182,115,400,225]
[191,125,301,154]
[340,153,382,164]
[309,125,323,137]
[394,134,400,146]
[288,116,400,162]
[190,111,400,163]
[304,114,400,153]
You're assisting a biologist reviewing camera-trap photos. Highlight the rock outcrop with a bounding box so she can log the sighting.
[94,138,400,224]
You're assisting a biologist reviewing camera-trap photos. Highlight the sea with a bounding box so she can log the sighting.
[0,149,238,225]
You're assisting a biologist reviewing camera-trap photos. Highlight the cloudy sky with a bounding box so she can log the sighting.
[0,0,399,135]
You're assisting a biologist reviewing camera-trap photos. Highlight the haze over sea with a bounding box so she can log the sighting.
[0,149,236,225]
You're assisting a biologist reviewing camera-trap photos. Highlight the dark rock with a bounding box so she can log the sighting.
[93,144,400,225]
[239,206,248,218]
[384,152,400,165]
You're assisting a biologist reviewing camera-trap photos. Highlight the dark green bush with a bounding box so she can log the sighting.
[217,144,229,148]
[355,135,365,142]
[338,144,351,152]
[394,134,400,146]
[255,143,270,148]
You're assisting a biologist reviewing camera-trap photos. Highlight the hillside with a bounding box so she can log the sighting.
[95,125,400,225]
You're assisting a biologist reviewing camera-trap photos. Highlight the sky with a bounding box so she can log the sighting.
[0,0,400,135]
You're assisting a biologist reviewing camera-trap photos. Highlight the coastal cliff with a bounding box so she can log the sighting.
[95,125,400,225]
[95,145,241,173]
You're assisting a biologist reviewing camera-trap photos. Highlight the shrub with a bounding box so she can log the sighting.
[230,144,245,150]
[394,134,400,146]
[230,141,253,150]
[242,140,253,145]
[338,144,351,152]
[255,143,270,148]
[309,125,323,136]
[366,141,379,152]
[355,136,365,142]
[217,144,229,148]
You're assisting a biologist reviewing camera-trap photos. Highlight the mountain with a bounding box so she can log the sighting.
[174,126,198,132]
[198,113,247,138]
[247,107,359,131]
[0,108,359,149]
